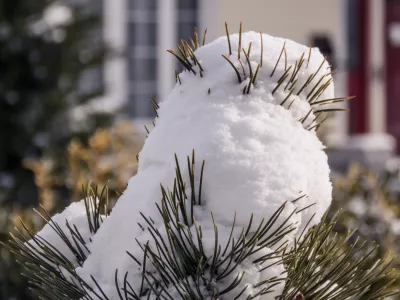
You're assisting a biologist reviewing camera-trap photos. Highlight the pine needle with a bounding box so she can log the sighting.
[167,49,196,75]
[291,52,305,83]
[189,36,196,50]
[222,54,242,83]
[271,41,286,77]
[239,59,246,77]
[194,27,199,49]
[272,72,290,94]
[238,21,242,59]
[260,32,263,67]
[311,96,355,106]
[202,28,207,46]
[314,108,349,114]
[247,42,252,57]
[225,22,232,55]
[288,98,296,109]
[242,46,253,80]
[308,113,332,131]
[280,87,295,106]
[252,63,261,86]
[175,70,181,84]
[300,108,313,124]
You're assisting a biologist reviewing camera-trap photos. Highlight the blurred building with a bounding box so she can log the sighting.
[105,0,400,161]
[210,0,400,169]
[103,0,201,119]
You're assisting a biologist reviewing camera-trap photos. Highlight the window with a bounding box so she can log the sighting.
[347,0,360,70]
[177,0,197,10]
[129,23,157,46]
[127,0,158,117]
[128,94,157,117]
[177,0,198,38]
[176,0,198,71]
[129,58,157,81]
[129,0,157,10]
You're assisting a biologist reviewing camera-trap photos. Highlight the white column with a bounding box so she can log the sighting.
[157,0,176,103]
[324,0,348,147]
[335,0,350,144]
[368,0,386,133]
[103,0,128,111]
[198,0,220,43]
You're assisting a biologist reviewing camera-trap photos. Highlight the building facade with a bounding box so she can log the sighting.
[104,0,400,152]
[103,0,203,119]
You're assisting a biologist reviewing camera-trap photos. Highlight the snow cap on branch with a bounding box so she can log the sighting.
[72,30,335,299]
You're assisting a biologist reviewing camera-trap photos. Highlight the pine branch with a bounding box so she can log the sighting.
[4,24,400,300]
[3,184,111,300]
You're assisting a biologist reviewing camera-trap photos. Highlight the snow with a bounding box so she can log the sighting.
[152,222,287,299]
[26,199,94,267]
[33,31,334,299]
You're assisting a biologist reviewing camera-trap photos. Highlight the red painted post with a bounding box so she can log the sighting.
[386,0,400,152]
[348,0,369,134]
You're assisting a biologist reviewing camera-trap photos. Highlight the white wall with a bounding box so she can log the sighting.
[214,0,340,46]
[102,0,128,112]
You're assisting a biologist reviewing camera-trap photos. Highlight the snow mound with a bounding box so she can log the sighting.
[43,31,333,299]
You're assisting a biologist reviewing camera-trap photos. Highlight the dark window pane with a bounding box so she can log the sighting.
[347,0,359,70]
[177,9,197,23]
[177,0,197,10]
[129,23,157,46]
[129,0,157,10]
[129,58,157,81]
[179,22,196,40]
[129,94,157,117]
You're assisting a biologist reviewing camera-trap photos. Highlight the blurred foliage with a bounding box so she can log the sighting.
[3,144,400,298]
[330,163,400,286]
[1,121,143,299]
[24,121,143,208]
[0,1,115,296]
[0,204,41,299]
[0,0,113,209]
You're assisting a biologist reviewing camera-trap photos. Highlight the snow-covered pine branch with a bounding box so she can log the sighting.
[5,23,397,300]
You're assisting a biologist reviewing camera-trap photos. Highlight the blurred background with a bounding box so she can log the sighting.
[1,0,400,298]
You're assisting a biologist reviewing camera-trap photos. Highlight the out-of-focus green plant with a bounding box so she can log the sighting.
[1,121,143,299]
[331,163,400,285]
[0,0,112,297]
[24,121,143,208]
[0,204,42,299]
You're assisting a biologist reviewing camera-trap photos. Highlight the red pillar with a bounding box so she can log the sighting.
[386,0,400,152]
[348,0,370,134]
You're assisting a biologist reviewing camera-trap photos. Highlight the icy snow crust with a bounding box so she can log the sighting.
[35,32,334,299]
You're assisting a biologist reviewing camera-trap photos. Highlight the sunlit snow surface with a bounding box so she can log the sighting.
[34,31,334,299]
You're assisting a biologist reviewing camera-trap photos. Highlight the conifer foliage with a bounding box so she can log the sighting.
[4,24,400,299]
